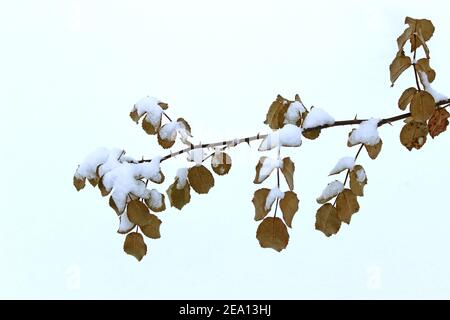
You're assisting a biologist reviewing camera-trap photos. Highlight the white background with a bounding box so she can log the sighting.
[1,0,450,299]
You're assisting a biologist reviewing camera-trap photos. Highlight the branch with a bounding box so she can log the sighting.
[139,99,450,164]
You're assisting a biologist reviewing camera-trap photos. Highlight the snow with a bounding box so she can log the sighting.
[136,157,163,182]
[356,167,366,182]
[419,71,448,103]
[258,157,282,182]
[148,189,164,208]
[348,118,381,146]
[159,122,178,141]
[265,187,285,210]
[302,107,335,129]
[187,148,206,165]
[133,96,163,126]
[176,168,189,189]
[258,124,302,151]
[118,211,135,234]
[316,180,344,203]
[75,147,113,180]
[329,157,355,175]
[284,101,306,125]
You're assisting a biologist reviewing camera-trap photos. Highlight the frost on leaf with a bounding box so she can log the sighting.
[398,87,417,111]
[428,108,450,138]
[410,91,436,123]
[252,188,271,221]
[130,96,166,135]
[211,152,232,176]
[281,157,295,191]
[315,204,341,237]
[144,189,166,212]
[302,107,335,129]
[400,121,428,151]
[256,217,289,252]
[329,157,355,176]
[264,95,290,129]
[188,165,214,194]
[336,189,360,224]
[123,232,147,261]
[166,173,191,210]
[253,157,281,184]
[348,118,381,146]
[389,51,411,86]
[279,191,299,228]
[350,165,367,196]
[117,211,135,234]
[316,180,344,204]
[141,214,162,239]
[365,139,382,160]
[258,124,302,151]
[127,200,151,226]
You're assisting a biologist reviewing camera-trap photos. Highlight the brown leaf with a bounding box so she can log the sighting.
[109,196,122,215]
[98,177,111,197]
[349,165,367,197]
[416,58,436,84]
[140,214,162,239]
[166,179,191,210]
[123,232,147,261]
[252,188,271,221]
[144,191,166,212]
[188,165,215,194]
[397,26,413,52]
[279,191,299,228]
[315,204,341,237]
[398,87,417,110]
[264,95,290,129]
[211,152,232,175]
[347,129,360,147]
[281,157,295,191]
[410,91,435,122]
[389,52,411,86]
[142,118,160,135]
[256,217,289,252]
[157,130,176,149]
[364,139,382,160]
[127,200,151,226]
[400,121,428,151]
[88,176,99,187]
[428,108,450,138]
[158,102,169,110]
[302,128,321,140]
[336,189,360,224]
[253,157,276,184]
[73,176,86,191]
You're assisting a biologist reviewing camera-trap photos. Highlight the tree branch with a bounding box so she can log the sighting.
[138,99,450,164]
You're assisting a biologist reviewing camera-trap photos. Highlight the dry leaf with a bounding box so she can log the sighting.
[256,217,289,252]
[390,52,411,86]
[109,196,121,215]
[123,232,147,261]
[188,165,215,194]
[73,176,86,191]
[98,177,111,197]
[157,129,176,149]
[144,191,166,212]
[428,108,450,138]
[253,156,277,184]
[140,214,162,239]
[416,58,436,84]
[336,189,360,224]
[397,26,413,52]
[142,118,160,135]
[400,121,428,151]
[211,152,232,175]
[410,91,435,122]
[315,203,341,237]
[264,95,290,129]
[349,165,367,196]
[398,87,417,110]
[364,139,382,160]
[166,179,191,210]
[279,191,299,228]
[127,200,150,226]
[281,157,295,191]
[252,188,271,221]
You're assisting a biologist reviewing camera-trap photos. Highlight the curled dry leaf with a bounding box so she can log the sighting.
[123,232,147,261]
[389,51,411,86]
[365,139,382,160]
[256,217,289,252]
[315,203,341,237]
[144,190,166,212]
[400,121,428,151]
[428,108,450,138]
[252,188,271,221]
[109,196,121,215]
[410,91,435,123]
[127,200,151,226]
[140,214,162,239]
[188,165,215,194]
[416,58,436,84]
[73,176,86,191]
[253,156,279,184]
[98,177,111,197]
[349,165,367,197]
[166,179,191,210]
[281,157,295,191]
[336,189,360,224]
[279,191,299,228]
[398,87,417,111]
[211,152,232,175]
[264,95,290,129]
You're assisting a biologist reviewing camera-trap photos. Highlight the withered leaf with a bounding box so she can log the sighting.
[336,189,360,224]
[142,118,160,135]
[157,130,176,149]
[397,26,413,52]
[281,157,295,191]
[140,214,162,239]
[129,109,142,123]
[398,87,417,110]
[98,177,111,197]
[211,152,232,176]
[73,176,86,191]
[364,139,382,160]
[389,52,411,86]
[279,191,299,228]
[315,203,341,237]
[428,108,450,139]
[347,129,359,147]
[400,121,428,151]
[127,200,151,226]
[264,95,290,129]
[188,165,215,194]
[349,165,367,197]
[252,188,271,221]
[256,217,289,252]
[410,91,435,123]
[253,156,276,184]
[109,196,122,215]
[416,58,436,83]
[144,191,166,212]
[166,179,191,210]
[88,176,99,187]
[302,128,321,140]
[123,232,147,261]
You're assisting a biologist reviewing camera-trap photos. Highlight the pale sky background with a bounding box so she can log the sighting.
[1,0,450,299]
